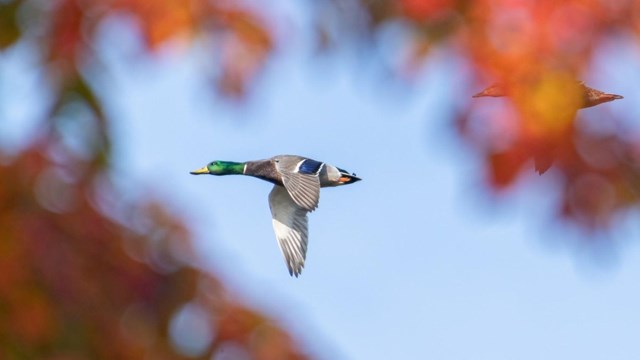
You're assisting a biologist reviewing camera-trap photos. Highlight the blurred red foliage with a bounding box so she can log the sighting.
[0,0,302,357]
[41,0,273,98]
[0,144,307,358]
[341,0,640,228]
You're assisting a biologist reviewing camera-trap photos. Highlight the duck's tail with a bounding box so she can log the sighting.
[337,167,361,184]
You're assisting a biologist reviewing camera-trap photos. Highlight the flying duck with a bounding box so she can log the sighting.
[191,155,360,277]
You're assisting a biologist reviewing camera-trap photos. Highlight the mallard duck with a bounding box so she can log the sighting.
[190,155,361,277]
[472,81,623,174]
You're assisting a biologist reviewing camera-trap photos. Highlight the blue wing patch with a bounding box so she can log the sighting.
[298,159,324,175]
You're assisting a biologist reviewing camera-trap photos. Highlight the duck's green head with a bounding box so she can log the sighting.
[190,161,244,176]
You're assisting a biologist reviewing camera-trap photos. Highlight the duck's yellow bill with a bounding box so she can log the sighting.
[190,166,210,175]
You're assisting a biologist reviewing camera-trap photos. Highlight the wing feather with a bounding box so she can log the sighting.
[268,185,310,277]
[275,157,321,211]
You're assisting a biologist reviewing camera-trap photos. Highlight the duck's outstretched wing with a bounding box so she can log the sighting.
[268,185,309,277]
[275,157,321,211]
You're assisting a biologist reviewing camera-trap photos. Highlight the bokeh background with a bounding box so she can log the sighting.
[2,0,640,359]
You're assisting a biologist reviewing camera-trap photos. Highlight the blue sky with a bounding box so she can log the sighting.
[3,2,640,359]
[103,35,640,360]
